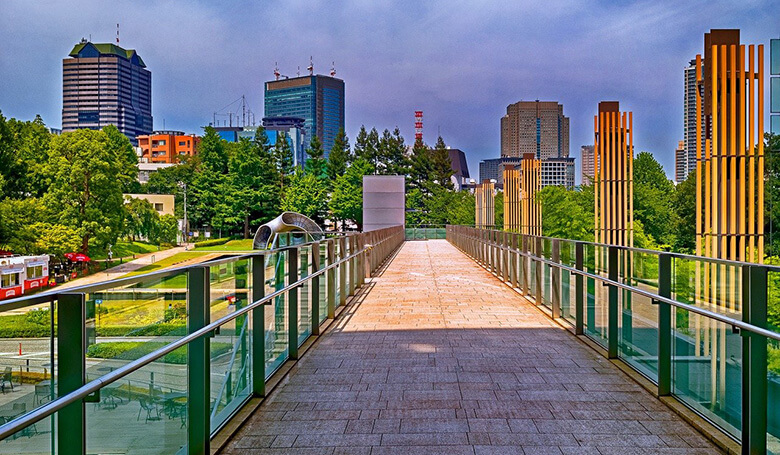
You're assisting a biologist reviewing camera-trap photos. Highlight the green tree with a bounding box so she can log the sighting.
[494,191,504,228]
[408,138,431,192]
[151,214,179,245]
[765,134,780,256]
[5,114,52,198]
[304,136,327,179]
[673,173,696,253]
[273,131,294,191]
[536,185,594,241]
[145,159,196,219]
[190,127,229,232]
[124,197,159,241]
[102,124,139,192]
[327,128,350,182]
[430,136,454,190]
[227,132,280,237]
[377,128,409,176]
[281,169,329,224]
[0,198,47,253]
[633,151,676,248]
[30,222,81,258]
[44,129,127,253]
[329,159,373,229]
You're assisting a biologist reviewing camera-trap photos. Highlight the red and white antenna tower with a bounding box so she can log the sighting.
[116,23,120,44]
[330,62,336,77]
[307,56,314,75]
[414,111,423,141]
[274,62,280,80]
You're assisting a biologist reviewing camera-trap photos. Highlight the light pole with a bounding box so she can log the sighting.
[178,182,188,244]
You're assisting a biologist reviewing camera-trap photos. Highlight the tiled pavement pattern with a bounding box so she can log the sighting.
[224,240,720,455]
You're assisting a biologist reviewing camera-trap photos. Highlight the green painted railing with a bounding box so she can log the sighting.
[0,226,404,455]
[447,225,780,454]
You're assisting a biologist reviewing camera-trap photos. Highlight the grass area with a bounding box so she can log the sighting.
[91,241,164,260]
[195,239,254,251]
[86,341,232,364]
[121,252,210,278]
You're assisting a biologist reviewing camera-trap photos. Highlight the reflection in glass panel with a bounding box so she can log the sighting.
[265,251,288,377]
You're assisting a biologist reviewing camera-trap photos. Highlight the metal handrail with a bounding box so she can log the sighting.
[0,235,361,311]
[452,229,780,343]
[0,234,391,440]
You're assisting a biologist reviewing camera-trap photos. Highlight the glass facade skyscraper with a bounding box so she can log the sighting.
[264,74,345,157]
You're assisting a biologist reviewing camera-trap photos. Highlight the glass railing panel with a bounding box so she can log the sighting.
[672,307,741,439]
[559,240,576,325]
[0,296,56,455]
[583,244,608,347]
[264,251,288,378]
[618,251,660,380]
[317,243,327,325]
[208,258,251,433]
[86,358,188,455]
[672,256,743,320]
[334,242,342,306]
[85,270,189,382]
[766,269,780,453]
[0,295,55,454]
[298,245,312,347]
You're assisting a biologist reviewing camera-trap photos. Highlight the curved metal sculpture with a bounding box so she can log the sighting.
[252,212,324,250]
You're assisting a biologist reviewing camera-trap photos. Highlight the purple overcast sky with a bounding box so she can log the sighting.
[0,0,776,182]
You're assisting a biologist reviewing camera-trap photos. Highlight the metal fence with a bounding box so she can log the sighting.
[447,225,780,455]
[0,226,404,455]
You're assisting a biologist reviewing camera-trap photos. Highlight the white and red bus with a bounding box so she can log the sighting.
[0,255,49,301]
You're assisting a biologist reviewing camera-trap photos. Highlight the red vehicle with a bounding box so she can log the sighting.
[0,255,50,301]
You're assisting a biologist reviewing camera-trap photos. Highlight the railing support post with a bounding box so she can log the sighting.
[607,246,619,359]
[339,237,347,306]
[311,242,321,335]
[58,293,86,455]
[287,247,299,360]
[657,253,672,397]
[742,265,768,455]
[251,255,266,396]
[187,266,210,455]
[551,239,561,319]
[575,242,584,335]
[327,240,336,318]
[510,233,518,289]
[535,237,542,305]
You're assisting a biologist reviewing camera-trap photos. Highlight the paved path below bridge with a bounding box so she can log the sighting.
[224,240,719,455]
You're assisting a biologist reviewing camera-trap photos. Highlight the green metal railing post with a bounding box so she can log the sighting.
[551,239,561,319]
[350,236,358,295]
[742,265,768,455]
[521,235,529,295]
[311,242,321,336]
[535,237,542,305]
[187,266,210,455]
[57,293,86,455]
[574,242,584,335]
[657,253,672,397]
[251,255,265,396]
[287,247,299,360]
[327,240,336,318]
[607,246,619,359]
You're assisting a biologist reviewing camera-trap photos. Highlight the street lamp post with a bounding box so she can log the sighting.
[178,182,188,244]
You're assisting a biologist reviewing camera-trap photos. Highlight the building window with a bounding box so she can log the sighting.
[178,141,186,146]
[1,273,19,288]
[158,140,166,146]
[26,266,43,279]
[154,203,164,212]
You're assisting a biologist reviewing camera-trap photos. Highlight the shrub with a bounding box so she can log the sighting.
[194,238,230,248]
[86,341,231,364]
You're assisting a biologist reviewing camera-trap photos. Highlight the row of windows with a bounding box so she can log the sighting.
[1,273,20,288]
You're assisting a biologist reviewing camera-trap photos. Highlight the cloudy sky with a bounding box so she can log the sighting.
[0,0,776,181]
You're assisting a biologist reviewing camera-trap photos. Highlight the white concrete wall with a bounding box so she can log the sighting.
[362,175,405,232]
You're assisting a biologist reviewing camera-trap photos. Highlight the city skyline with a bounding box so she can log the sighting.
[0,0,777,181]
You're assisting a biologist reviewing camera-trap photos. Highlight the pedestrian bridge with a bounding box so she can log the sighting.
[0,226,777,454]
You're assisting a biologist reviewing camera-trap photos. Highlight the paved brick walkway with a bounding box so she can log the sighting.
[224,240,719,454]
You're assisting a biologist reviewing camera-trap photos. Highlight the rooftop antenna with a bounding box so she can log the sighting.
[297,66,300,77]
[274,62,280,81]
[330,61,336,77]
[116,23,120,44]
[307,56,314,75]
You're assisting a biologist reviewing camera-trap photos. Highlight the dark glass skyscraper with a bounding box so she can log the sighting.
[62,39,152,144]
[264,74,345,156]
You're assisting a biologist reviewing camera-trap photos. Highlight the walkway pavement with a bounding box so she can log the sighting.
[224,240,719,455]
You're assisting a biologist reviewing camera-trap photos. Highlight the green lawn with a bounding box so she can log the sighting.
[121,252,210,278]
[91,241,164,260]
[195,239,254,251]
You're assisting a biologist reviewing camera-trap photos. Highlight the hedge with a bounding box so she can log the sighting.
[86,341,232,364]
[194,238,230,247]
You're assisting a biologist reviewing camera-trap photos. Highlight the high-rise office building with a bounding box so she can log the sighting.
[772,38,780,134]
[541,157,575,189]
[683,59,705,181]
[500,100,569,160]
[580,145,596,185]
[674,141,687,183]
[62,39,152,144]
[264,74,345,156]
